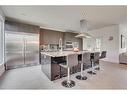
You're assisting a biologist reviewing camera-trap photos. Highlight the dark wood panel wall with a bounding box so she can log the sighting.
[40,28,83,50]
[40,28,63,45]
[63,32,83,50]
[39,29,44,45]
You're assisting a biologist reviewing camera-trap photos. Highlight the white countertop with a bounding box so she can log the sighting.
[41,51,99,57]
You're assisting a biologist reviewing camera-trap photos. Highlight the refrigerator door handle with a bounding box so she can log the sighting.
[23,38,26,65]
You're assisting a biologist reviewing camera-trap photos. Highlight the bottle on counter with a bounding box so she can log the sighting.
[59,38,63,52]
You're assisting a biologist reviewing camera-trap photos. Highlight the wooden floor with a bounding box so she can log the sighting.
[0,60,127,89]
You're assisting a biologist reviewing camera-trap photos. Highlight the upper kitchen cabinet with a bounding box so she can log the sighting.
[40,28,63,45]
[63,32,83,50]
[40,28,83,50]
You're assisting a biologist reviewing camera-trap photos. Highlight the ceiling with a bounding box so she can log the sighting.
[1,6,127,32]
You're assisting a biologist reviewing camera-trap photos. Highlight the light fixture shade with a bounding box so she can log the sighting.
[75,33,92,38]
[75,19,92,38]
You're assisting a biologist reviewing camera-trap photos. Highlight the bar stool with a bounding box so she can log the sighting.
[95,51,106,70]
[59,54,78,88]
[87,52,100,75]
[100,51,107,59]
[93,52,100,70]
[76,52,91,80]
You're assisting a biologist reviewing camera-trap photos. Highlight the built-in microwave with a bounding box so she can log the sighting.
[65,41,73,50]
[65,41,79,50]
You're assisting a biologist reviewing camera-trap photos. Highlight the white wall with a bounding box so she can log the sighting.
[0,7,4,19]
[0,7,5,76]
[83,25,120,63]
[119,24,127,54]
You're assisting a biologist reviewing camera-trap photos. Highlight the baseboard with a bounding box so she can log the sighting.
[119,63,127,65]
[6,63,40,70]
[99,60,119,64]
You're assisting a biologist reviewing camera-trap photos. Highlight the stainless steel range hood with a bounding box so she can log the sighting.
[75,19,92,38]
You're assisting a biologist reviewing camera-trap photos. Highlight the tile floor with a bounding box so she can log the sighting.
[0,60,127,89]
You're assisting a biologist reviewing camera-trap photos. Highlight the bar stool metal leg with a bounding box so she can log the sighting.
[87,60,96,75]
[76,63,87,80]
[62,67,75,88]
[95,62,100,70]
[95,65,100,70]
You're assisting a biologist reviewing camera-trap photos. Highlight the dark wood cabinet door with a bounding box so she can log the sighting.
[51,63,60,80]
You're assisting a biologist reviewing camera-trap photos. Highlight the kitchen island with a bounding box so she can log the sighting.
[41,51,96,81]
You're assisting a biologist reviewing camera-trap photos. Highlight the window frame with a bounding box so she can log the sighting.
[0,14,4,64]
[95,38,101,51]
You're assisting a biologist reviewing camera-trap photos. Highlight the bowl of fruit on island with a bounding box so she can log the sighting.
[73,48,79,52]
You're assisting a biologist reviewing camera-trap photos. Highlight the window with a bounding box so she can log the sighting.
[95,38,101,51]
[83,38,101,51]
[73,42,79,48]
[0,15,4,64]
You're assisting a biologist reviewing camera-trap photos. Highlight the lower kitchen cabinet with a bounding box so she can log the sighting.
[41,53,90,81]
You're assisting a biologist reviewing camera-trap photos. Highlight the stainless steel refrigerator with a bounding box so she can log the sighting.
[5,31,39,70]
